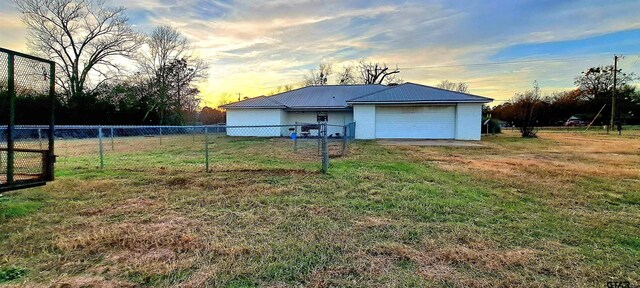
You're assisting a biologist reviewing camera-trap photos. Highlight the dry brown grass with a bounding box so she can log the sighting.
[364,236,537,287]
[410,131,640,179]
[1,131,638,287]
[402,130,640,208]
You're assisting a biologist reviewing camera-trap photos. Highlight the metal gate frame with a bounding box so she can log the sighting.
[0,47,55,193]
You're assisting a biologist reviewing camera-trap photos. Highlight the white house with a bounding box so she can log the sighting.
[220,83,493,140]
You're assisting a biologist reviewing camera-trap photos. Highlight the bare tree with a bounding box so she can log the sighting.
[337,65,356,85]
[512,81,544,138]
[138,25,207,124]
[268,84,296,95]
[303,62,332,86]
[282,84,295,92]
[356,60,400,84]
[382,73,404,85]
[216,92,235,108]
[436,80,469,93]
[16,0,140,100]
[139,26,190,78]
[574,65,635,100]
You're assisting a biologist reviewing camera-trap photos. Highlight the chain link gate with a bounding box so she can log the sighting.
[0,48,55,193]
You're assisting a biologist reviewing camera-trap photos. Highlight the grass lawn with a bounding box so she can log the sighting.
[0,131,638,287]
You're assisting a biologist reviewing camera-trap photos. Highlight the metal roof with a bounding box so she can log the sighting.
[220,95,286,108]
[221,83,492,109]
[270,84,388,108]
[348,83,493,103]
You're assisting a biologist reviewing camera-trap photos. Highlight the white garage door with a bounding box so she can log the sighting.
[375,106,456,139]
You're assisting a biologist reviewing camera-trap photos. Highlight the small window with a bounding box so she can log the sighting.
[317,112,328,122]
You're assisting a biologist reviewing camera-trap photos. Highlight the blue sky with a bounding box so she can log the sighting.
[1,0,639,105]
[492,29,640,61]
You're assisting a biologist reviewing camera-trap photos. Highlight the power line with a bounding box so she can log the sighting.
[399,54,620,70]
[254,53,640,89]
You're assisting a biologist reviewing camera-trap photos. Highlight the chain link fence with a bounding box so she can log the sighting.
[3,122,356,175]
[1,48,55,192]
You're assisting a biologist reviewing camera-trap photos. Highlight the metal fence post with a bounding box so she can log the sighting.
[322,122,329,174]
[46,60,55,181]
[98,126,104,169]
[294,125,298,152]
[159,126,163,145]
[204,126,209,172]
[38,128,43,150]
[0,140,3,175]
[6,52,15,185]
[110,127,115,150]
[341,124,347,156]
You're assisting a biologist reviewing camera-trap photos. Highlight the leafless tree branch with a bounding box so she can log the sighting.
[303,62,333,86]
[16,0,140,101]
[356,60,400,84]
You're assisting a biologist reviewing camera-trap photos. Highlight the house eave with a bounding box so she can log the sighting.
[221,106,287,109]
[347,100,493,105]
[223,106,353,111]
[285,107,352,111]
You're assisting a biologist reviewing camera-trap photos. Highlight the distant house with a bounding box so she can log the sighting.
[220,82,493,140]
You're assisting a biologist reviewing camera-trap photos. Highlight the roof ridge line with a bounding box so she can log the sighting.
[346,83,403,101]
[265,83,387,98]
[264,96,287,107]
[220,95,265,106]
[265,85,309,98]
[347,82,493,103]
[403,82,493,100]
[219,95,288,109]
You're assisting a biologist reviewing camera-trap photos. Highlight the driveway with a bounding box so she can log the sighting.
[377,139,484,147]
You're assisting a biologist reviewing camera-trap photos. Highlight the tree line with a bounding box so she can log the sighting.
[5,0,638,129]
[491,65,639,137]
[2,0,219,125]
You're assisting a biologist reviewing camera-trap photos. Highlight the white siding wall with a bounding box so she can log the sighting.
[353,105,376,139]
[286,111,353,136]
[226,108,285,136]
[225,103,483,140]
[455,103,482,140]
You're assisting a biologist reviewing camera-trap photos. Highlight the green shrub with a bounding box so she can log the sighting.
[481,118,502,134]
[0,267,28,283]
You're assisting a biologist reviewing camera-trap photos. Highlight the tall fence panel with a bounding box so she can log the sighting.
[0,48,55,192]
[7,123,354,176]
[0,51,6,188]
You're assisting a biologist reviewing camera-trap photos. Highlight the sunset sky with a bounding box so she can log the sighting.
[1,0,640,107]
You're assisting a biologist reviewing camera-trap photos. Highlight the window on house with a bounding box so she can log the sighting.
[317,112,328,122]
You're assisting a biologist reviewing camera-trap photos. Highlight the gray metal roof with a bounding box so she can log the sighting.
[221,84,387,109]
[348,83,493,103]
[221,83,492,109]
[270,85,388,108]
[220,95,286,108]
